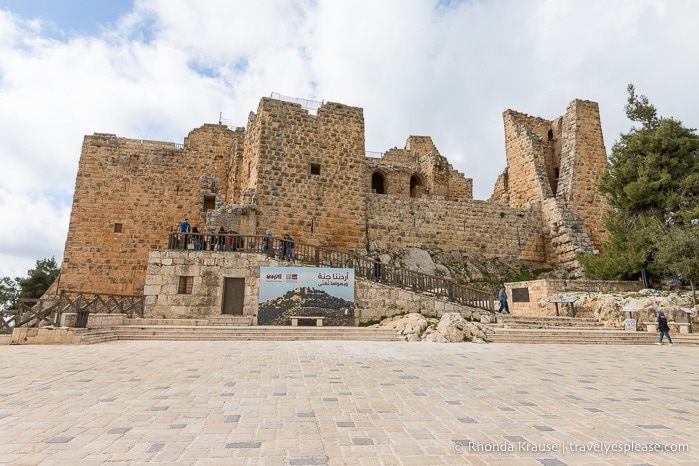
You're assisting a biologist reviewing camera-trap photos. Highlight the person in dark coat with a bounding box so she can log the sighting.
[497,286,510,314]
[281,233,294,261]
[656,310,673,346]
[371,255,382,282]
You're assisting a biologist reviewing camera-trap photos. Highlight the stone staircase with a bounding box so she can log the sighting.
[492,315,603,330]
[78,325,404,345]
[489,315,699,346]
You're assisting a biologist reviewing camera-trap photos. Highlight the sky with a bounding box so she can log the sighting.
[1,0,699,278]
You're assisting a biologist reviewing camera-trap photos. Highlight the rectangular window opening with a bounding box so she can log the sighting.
[178,276,193,294]
[203,195,216,212]
[114,223,123,233]
[310,163,321,176]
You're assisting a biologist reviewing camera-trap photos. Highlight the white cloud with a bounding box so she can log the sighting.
[2,0,699,278]
[0,188,70,277]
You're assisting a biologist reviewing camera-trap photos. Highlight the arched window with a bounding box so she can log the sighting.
[410,175,424,198]
[371,172,386,194]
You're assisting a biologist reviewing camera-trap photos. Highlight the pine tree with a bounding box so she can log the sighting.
[580,85,699,281]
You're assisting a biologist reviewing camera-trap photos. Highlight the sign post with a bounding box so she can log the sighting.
[680,308,695,333]
[549,297,579,317]
[622,306,638,332]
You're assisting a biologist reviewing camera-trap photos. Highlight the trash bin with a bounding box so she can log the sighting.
[75,309,90,328]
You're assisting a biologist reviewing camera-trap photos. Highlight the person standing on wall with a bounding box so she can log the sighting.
[179,217,190,249]
[191,224,202,250]
[656,310,673,346]
[497,286,510,314]
[263,229,272,254]
[281,233,294,261]
[371,255,382,282]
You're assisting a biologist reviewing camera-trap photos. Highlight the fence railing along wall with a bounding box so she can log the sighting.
[0,291,145,332]
[269,92,324,114]
[168,232,495,311]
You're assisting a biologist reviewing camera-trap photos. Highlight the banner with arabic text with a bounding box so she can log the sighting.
[258,267,355,326]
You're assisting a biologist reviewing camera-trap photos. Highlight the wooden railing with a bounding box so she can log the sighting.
[0,291,145,332]
[0,299,62,332]
[168,233,495,311]
[58,290,145,318]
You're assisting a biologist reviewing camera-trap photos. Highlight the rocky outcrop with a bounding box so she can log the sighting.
[373,312,493,343]
[569,289,697,329]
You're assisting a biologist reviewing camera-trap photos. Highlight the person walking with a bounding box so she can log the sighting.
[497,286,510,314]
[656,310,673,346]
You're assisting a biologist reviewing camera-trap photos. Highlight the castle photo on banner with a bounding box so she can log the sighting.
[258,267,355,326]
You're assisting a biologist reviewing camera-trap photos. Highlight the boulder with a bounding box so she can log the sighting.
[377,312,492,343]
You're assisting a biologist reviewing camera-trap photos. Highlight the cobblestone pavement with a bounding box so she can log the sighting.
[1,341,697,465]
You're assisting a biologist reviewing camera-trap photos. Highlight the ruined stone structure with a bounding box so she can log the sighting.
[58,95,608,297]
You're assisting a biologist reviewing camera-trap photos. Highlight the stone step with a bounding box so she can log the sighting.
[490,328,699,346]
[205,316,254,326]
[496,316,600,324]
[129,317,253,326]
[491,323,604,330]
[492,315,605,330]
[80,326,404,344]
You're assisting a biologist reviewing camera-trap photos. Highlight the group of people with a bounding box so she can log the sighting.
[181,221,296,259]
[178,218,243,252]
[262,230,295,260]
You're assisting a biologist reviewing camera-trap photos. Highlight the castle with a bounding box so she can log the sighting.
[57,95,608,296]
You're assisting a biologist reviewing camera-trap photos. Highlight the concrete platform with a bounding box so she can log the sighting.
[0,341,697,465]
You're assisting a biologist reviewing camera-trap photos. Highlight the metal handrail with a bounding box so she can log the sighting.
[168,232,495,311]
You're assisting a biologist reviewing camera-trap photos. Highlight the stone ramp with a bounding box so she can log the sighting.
[79,325,405,344]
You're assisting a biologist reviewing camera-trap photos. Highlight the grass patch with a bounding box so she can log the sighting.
[509,266,554,282]
[358,311,409,327]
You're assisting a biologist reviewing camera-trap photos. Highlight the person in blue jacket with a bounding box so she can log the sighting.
[656,310,673,346]
[263,229,272,253]
[497,286,510,314]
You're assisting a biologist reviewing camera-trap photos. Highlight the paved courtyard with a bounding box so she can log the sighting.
[0,340,697,465]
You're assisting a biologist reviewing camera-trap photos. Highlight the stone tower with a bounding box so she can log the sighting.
[492,99,608,270]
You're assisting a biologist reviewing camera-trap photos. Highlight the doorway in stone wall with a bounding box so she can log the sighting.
[222,278,245,315]
[371,171,386,194]
[410,174,424,198]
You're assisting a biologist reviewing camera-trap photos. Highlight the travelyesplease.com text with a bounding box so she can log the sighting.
[454,441,689,455]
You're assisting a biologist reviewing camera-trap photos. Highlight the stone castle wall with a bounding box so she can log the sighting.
[60,125,238,295]
[144,250,276,320]
[247,98,367,251]
[502,111,552,208]
[558,100,608,251]
[498,99,609,269]
[366,195,546,265]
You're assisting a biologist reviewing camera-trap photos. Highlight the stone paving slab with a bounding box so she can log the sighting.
[0,341,697,465]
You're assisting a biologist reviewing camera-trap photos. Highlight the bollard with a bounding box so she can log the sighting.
[75,309,90,328]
